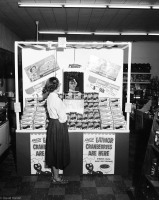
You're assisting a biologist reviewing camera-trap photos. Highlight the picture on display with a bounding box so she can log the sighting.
[63,72,84,94]
[24,54,59,82]
[88,55,121,81]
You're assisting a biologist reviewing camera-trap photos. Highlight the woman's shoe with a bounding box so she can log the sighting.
[51,177,68,184]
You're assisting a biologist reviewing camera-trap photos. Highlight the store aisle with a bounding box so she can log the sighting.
[0,148,134,200]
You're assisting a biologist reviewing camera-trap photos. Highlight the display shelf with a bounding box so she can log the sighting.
[16,129,129,133]
[123,82,150,84]
[135,111,159,199]
[123,71,151,85]
[123,72,151,75]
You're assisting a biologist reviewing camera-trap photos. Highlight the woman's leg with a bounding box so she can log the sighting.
[52,166,60,180]
[51,166,68,183]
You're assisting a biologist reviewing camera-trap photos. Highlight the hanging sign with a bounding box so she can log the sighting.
[83,133,115,174]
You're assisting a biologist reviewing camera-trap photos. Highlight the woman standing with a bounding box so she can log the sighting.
[44,77,70,184]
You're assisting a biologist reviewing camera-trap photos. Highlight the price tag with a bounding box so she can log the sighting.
[14,102,21,113]
[125,103,132,113]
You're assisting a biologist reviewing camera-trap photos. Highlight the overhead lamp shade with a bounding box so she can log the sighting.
[121,32,147,35]
[108,5,150,9]
[39,31,65,34]
[94,32,120,35]
[148,33,159,35]
[64,4,106,8]
[18,3,63,7]
[67,32,92,35]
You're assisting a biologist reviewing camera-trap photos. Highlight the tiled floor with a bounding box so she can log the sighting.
[0,147,134,200]
[0,122,137,200]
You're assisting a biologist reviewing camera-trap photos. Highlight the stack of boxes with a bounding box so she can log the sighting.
[67,92,101,130]
[20,98,47,130]
[99,97,113,130]
[20,94,126,130]
[110,98,126,130]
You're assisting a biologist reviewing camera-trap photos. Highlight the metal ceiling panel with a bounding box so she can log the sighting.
[53,8,67,31]
[86,9,106,31]
[66,8,79,31]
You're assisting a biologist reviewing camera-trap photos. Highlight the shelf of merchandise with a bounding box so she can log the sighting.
[123,82,150,84]
[123,72,151,74]
[123,72,151,84]
[135,112,159,199]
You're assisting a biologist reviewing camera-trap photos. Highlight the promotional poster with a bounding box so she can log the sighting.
[83,133,115,174]
[22,49,60,103]
[30,133,63,175]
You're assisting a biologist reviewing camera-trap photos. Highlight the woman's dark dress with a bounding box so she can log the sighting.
[45,119,70,170]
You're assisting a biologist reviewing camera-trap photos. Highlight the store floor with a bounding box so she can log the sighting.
[0,131,135,200]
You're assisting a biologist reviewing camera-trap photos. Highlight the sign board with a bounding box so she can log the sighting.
[83,133,115,174]
[30,133,63,174]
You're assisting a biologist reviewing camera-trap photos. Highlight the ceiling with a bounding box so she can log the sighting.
[1,0,159,42]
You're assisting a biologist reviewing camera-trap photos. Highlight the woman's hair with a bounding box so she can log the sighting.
[30,65,36,73]
[69,77,77,86]
[43,77,59,94]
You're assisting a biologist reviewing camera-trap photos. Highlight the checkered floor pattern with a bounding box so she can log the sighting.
[0,174,133,200]
[0,146,134,200]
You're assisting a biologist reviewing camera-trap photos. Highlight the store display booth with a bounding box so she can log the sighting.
[14,41,132,176]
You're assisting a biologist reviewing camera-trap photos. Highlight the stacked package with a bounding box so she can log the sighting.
[99,97,126,130]
[110,98,126,130]
[99,97,113,130]
[67,92,101,130]
[20,98,47,130]
[20,95,126,131]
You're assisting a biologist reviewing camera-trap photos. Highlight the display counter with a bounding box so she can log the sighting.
[16,129,129,176]
[14,41,132,177]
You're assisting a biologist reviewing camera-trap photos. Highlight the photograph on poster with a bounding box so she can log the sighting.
[63,71,84,94]
[63,71,84,113]
[25,54,59,82]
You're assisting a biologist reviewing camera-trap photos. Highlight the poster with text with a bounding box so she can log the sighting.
[22,49,59,102]
[30,133,63,175]
[83,133,115,174]
[25,54,59,82]
[88,55,121,81]
[82,49,123,105]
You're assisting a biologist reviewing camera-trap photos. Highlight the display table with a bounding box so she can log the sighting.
[16,130,129,176]
[0,120,10,156]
